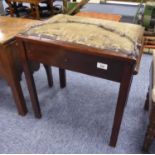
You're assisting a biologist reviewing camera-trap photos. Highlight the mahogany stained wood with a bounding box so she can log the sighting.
[0,41,27,115]
[0,16,38,115]
[16,31,143,147]
[0,16,53,116]
[43,64,53,87]
[0,16,39,44]
[59,68,66,88]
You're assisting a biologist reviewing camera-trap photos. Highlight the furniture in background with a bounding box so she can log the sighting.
[143,32,155,49]
[16,14,144,147]
[76,12,121,21]
[0,16,53,116]
[142,34,155,153]
[5,0,53,19]
[143,50,155,153]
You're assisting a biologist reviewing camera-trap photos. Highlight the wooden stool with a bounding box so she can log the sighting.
[16,14,144,146]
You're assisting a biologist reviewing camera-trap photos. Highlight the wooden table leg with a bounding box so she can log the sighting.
[59,68,66,88]
[18,41,41,118]
[34,4,40,20]
[23,60,41,118]
[9,74,28,116]
[109,64,133,147]
[30,3,36,18]
[5,0,14,17]
[2,45,28,116]
[47,0,53,15]
[63,0,68,13]
[43,64,53,87]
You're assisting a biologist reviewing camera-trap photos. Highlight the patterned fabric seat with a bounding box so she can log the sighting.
[23,14,144,58]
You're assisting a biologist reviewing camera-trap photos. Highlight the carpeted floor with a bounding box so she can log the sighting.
[0,54,155,153]
[1,1,154,153]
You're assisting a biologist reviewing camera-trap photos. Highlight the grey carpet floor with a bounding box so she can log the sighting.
[0,54,155,153]
[0,2,153,153]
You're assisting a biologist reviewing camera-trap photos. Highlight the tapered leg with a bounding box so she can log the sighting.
[43,64,53,87]
[47,0,53,15]
[34,4,40,19]
[59,68,66,88]
[63,0,68,13]
[23,60,41,118]
[1,44,27,116]
[17,41,41,118]
[109,65,133,147]
[18,40,41,118]
[30,4,35,18]
[9,73,27,116]
[6,1,14,17]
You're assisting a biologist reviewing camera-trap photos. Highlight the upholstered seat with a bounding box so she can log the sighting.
[23,14,144,58]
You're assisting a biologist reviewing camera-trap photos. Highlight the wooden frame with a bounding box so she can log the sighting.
[0,16,53,116]
[0,41,27,115]
[16,30,143,146]
[0,36,54,116]
[5,0,53,19]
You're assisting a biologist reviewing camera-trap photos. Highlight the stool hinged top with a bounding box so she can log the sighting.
[22,14,144,58]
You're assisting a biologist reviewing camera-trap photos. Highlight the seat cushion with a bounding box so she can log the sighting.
[23,14,144,58]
